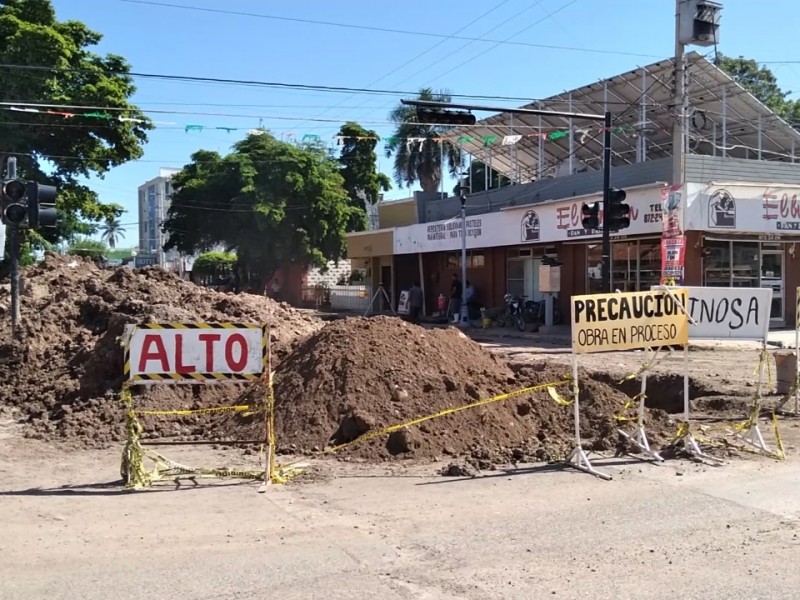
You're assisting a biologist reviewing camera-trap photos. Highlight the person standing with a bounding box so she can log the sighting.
[408,281,423,323]
[270,278,282,301]
[450,273,463,323]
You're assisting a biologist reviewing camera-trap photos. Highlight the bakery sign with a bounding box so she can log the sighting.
[393,184,667,254]
[684,183,800,233]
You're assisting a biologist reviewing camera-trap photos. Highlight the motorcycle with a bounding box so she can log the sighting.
[503,293,539,332]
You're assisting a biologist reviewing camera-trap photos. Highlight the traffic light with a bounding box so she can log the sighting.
[2,179,28,225]
[0,179,58,228]
[606,187,630,231]
[415,106,477,125]
[581,202,600,230]
[26,182,58,229]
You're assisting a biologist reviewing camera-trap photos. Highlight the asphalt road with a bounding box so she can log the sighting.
[1,438,799,600]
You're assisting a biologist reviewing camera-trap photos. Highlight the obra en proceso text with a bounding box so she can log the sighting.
[573,293,685,348]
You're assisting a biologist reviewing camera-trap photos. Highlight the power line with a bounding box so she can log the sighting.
[0,63,555,103]
[423,0,582,87]
[291,0,514,132]
[316,0,551,139]
[118,0,659,60]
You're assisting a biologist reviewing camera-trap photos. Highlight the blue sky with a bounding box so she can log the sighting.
[49,0,800,246]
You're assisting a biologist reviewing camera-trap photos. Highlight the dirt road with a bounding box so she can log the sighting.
[2,426,800,599]
[2,337,800,599]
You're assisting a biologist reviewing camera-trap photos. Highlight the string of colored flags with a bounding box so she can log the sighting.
[5,105,642,147]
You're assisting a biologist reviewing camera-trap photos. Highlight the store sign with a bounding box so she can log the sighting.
[571,289,689,354]
[685,183,800,234]
[683,286,772,340]
[393,185,667,254]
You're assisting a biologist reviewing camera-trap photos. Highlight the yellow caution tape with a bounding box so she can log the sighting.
[136,404,261,417]
[771,411,785,460]
[325,379,572,454]
[547,386,572,406]
[618,348,665,384]
[614,392,645,423]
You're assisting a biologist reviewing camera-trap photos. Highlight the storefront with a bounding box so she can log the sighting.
[392,183,667,316]
[684,183,800,328]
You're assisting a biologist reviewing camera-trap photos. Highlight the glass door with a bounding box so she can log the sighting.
[760,250,785,324]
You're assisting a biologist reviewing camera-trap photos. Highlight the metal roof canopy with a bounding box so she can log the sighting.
[450,52,800,183]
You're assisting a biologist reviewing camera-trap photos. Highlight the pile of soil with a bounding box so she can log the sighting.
[216,317,675,467]
[0,253,321,447]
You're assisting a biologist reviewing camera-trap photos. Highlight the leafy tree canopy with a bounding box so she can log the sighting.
[192,250,237,278]
[717,54,800,122]
[163,133,360,289]
[0,0,151,242]
[67,237,107,258]
[385,88,462,193]
[336,121,391,231]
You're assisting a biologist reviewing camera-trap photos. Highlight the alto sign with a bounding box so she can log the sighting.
[126,324,266,383]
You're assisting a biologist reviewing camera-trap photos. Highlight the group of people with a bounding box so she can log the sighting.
[405,274,479,324]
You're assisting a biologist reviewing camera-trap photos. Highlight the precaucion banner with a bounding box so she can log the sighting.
[571,289,689,354]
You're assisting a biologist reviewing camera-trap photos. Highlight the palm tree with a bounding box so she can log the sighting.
[99,217,126,249]
[385,88,463,193]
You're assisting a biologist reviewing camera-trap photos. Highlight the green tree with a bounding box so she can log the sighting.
[336,121,391,231]
[716,54,792,116]
[0,0,152,242]
[192,250,236,279]
[385,88,463,193]
[67,237,107,259]
[163,132,359,290]
[99,215,126,249]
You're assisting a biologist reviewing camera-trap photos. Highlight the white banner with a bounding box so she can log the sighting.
[394,185,667,254]
[685,183,800,234]
[655,287,772,340]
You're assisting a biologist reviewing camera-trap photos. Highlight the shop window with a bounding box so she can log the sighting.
[638,241,661,291]
[612,242,637,292]
[586,244,604,294]
[445,251,485,269]
[731,242,759,288]
[586,239,662,293]
[702,240,731,287]
[507,260,525,297]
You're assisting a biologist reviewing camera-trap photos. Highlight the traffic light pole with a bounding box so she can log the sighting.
[601,111,612,293]
[5,157,20,339]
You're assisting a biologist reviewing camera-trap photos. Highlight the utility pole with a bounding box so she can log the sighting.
[601,112,613,293]
[7,157,20,339]
[674,0,723,186]
[459,186,468,325]
[672,0,687,189]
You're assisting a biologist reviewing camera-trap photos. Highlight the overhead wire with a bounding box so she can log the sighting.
[310,0,552,139]
[117,0,660,60]
[290,0,515,132]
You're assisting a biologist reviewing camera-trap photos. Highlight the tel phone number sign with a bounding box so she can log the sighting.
[571,290,689,354]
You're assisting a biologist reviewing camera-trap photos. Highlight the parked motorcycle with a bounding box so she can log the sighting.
[503,293,539,332]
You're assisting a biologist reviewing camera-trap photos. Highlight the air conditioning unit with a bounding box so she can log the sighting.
[678,0,722,47]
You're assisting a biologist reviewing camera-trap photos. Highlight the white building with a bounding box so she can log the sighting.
[136,168,180,268]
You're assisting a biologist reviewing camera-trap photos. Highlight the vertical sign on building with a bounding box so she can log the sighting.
[660,184,685,285]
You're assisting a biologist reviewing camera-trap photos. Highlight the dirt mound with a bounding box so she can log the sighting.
[0,253,321,447]
[212,317,674,467]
